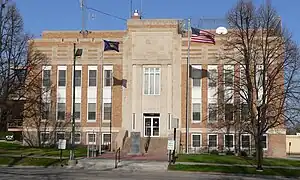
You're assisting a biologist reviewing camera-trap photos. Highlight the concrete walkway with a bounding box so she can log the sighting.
[176,161,300,170]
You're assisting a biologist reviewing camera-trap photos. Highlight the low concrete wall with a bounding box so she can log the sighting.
[286,134,300,154]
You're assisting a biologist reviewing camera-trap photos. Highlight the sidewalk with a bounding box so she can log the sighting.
[0,153,85,160]
[175,161,300,170]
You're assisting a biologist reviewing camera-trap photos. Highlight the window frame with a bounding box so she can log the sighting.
[42,69,51,88]
[58,69,66,87]
[41,131,50,144]
[74,103,81,121]
[241,134,251,149]
[88,69,97,87]
[224,66,234,87]
[74,69,82,87]
[224,134,235,149]
[208,68,217,88]
[57,102,66,121]
[262,134,268,150]
[191,134,202,148]
[208,134,218,149]
[103,103,112,121]
[143,67,160,95]
[208,103,218,123]
[87,132,96,145]
[104,69,112,87]
[192,103,201,123]
[144,116,160,137]
[74,132,81,144]
[41,102,51,120]
[56,132,65,143]
[87,103,96,121]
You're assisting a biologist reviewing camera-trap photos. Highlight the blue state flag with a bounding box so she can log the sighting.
[103,40,119,52]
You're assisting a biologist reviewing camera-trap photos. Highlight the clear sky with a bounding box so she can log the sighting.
[14,0,300,43]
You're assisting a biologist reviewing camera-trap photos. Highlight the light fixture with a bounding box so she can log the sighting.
[75,49,83,57]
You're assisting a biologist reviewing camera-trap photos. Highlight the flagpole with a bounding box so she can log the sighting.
[185,18,191,154]
[99,42,104,154]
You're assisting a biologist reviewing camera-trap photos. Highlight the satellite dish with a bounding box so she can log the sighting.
[216,27,228,35]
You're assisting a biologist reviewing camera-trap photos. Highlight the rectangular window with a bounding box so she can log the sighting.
[74,133,81,144]
[224,68,234,87]
[58,70,66,87]
[57,103,65,120]
[192,103,201,122]
[192,134,201,147]
[88,133,96,144]
[103,134,111,144]
[103,103,112,120]
[104,70,112,87]
[225,104,234,121]
[56,132,65,142]
[132,113,136,130]
[208,69,217,87]
[144,68,160,95]
[88,103,96,121]
[224,134,234,148]
[41,132,50,143]
[191,65,201,87]
[89,70,97,87]
[43,70,51,87]
[74,70,81,86]
[144,116,160,137]
[74,103,81,120]
[42,102,50,120]
[256,65,264,88]
[208,103,217,122]
[208,135,217,148]
[262,135,267,149]
[241,104,249,121]
[241,135,250,149]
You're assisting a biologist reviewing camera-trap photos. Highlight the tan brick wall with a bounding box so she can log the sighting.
[267,134,286,157]
[81,65,88,127]
[97,65,102,126]
[112,64,123,128]
[66,65,72,121]
[50,65,57,119]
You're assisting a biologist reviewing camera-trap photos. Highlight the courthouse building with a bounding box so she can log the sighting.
[26,12,286,157]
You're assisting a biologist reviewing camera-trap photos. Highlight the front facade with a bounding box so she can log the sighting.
[26,16,286,157]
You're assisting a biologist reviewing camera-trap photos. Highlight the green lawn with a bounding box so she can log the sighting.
[0,142,87,158]
[0,156,67,167]
[177,154,300,167]
[169,164,300,178]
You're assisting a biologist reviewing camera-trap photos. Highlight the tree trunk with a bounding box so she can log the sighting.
[256,136,263,171]
[0,110,8,132]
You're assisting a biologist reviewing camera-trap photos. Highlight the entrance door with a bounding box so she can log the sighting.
[144,114,160,137]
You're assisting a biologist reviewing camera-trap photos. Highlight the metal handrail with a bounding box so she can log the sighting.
[115,147,121,168]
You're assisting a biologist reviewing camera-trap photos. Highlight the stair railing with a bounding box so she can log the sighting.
[115,147,121,168]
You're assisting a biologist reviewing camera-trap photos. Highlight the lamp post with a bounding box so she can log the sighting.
[70,43,83,161]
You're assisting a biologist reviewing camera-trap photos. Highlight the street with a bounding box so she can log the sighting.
[0,167,296,180]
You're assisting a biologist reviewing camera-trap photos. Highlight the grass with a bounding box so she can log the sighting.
[0,142,87,158]
[169,164,300,178]
[0,156,67,167]
[177,154,300,167]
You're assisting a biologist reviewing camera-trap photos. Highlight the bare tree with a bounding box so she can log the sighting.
[217,0,300,170]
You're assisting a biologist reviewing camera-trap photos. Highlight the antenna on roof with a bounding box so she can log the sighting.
[140,0,143,18]
[79,0,88,37]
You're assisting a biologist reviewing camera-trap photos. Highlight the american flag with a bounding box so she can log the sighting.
[191,27,215,44]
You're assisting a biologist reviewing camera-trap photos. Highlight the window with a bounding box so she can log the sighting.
[208,103,217,122]
[225,104,234,121]
[224,134,234,148]
[56,132,65,142]
[224,68,233,87]
[88,103,96,121]
[256,65,264,88]
[74,103,81,120]
[191,65,201,87]
[262,135,267,149]
[74,133,81,144]
[241,104,249,121]
[42,102,50,120]
[104,70,112,87]
[192,103,201,122]
[132,113,136,130]
[241,135,250,149]
[41,132,50,144]
[103,134,111,144]
[103,103,112,120]
[144,115,160,137]
[192,134,201,147]
[43,70,51,87]
[57,103,65,120]
[208,69,217,87]
[88,133,96,144]
[144,67,160,95]
[208,134,217,148]
[58,70,66,87]
[74,70,81,86]
[89,70,97,86]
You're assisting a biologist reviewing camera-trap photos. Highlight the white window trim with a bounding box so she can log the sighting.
[87,132,97,145]
[87,102,97,122]
[224,64,234,88]
[74,132,81,144]
[143,67,161,96]
[41,131,50,144]
[191,65,202,88]
[208,134,218,149]
[144,116,160,137]
[73,102,81,122]
[103,65,113,88]
[56,102,66,122]
[72,66,82,87]
[225,103,234,122]
[102,133,111,145]
[88,66,98,87]
[191,133,202,148]
[207,65,218,88]
[57,66,67,87]
[224,134,235,150]
[207,102,218,123]
[102,102,112,123]
[56,131,65,143]
[262,134,268,150]
[240,134,251,149]
[42,66,51,88]
[192,102,201,123]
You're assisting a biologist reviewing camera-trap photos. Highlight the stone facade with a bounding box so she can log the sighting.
[23,17,286,157]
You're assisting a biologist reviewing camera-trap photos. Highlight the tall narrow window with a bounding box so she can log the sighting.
[191,66,201,87]
[144,68,160,95]
[57,103,65,120]
[104,70,112,87]
[88,103,96,121]
[208,69,217,87]
[262,135,267,149]
[74,70,81,86]
[224,68,234,87]
[192,103,201,122]
[225,104,234,121]
[192,134,201,148]
[74,103,81,120]
[241,135,250,149]
[58,70,66,87]
[42,102,50,120]
[88,133,96,144]
[208,135,217,148]
[224,134,234,148]
[241,104,249,121]
[103,103,112,120]
[43,70,51,87]
[89,70,97,87]
[208,103,217,122]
